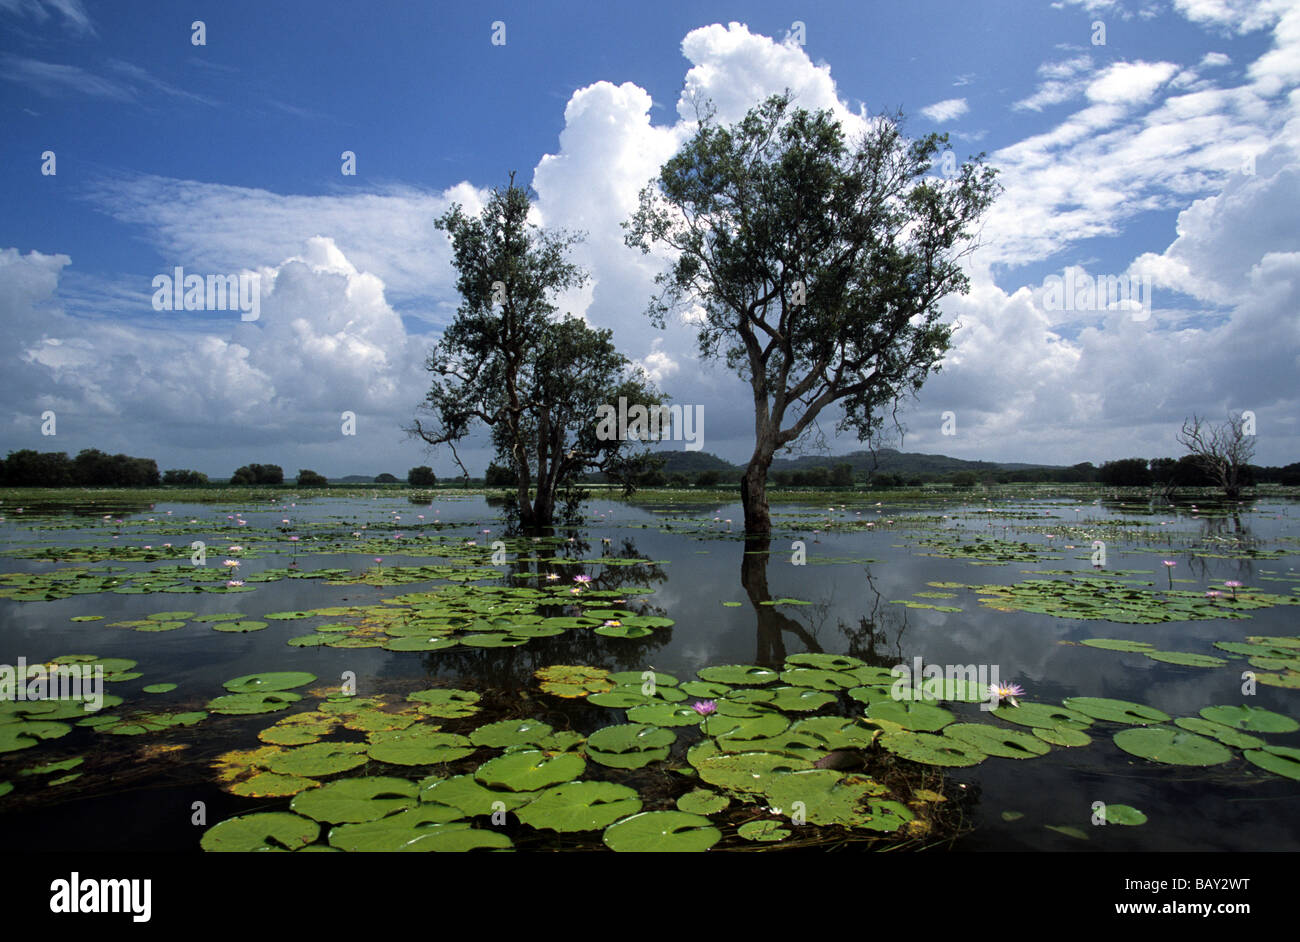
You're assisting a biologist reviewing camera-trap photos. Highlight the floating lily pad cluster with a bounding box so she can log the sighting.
[949,575,1300,623]
[279,584,671,652]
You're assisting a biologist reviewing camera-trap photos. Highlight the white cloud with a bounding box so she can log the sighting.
[1085,60,1179,105]
[919,98,969,122]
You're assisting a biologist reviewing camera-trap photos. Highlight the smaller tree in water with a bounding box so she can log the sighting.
[409,174,664,528]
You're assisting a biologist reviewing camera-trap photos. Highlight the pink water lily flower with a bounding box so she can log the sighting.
[989,682,1025,707]
[573,574,592,584]
[691,700,717,716]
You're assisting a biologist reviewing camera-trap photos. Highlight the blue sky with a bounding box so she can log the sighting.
[2,0,1297,477]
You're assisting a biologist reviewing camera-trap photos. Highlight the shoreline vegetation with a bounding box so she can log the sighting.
[1,482,1298,507]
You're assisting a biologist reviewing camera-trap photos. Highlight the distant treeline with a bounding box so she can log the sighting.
[4,448,1299,490]
[0,451,443,488]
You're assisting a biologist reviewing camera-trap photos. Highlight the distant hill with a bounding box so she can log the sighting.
[659,447,1065,477]
[332,475,375,483]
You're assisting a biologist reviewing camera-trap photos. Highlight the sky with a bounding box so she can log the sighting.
[1,0,1297,478]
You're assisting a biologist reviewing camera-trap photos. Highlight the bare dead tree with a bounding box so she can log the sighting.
[1176,414,1256,500]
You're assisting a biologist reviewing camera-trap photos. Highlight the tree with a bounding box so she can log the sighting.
[407,466,437,486]
[695,469,721,487]
[297,469,329,486]
[374,473,399,484]
[231,463,283,485]
[1177,414,1256,499]
[484,461,518,487]
[829,462,854,487]
[951,470,977,488]
[1098,458,1151,487]
[624,92,1000,532]
[409,174,664,528]
[163,469,208,485]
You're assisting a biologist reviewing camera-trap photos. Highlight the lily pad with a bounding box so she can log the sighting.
[223,671,317,693]
[367,728,475,766]
[1198,705,1298,734]
[515,781,642,832]
[944,723,1051,759]
[738,819,791,842]
[206,691,302,715]
[676,789,730,815]
[267,741,369,777]
[879,731,986,767]
[469,718,554,749]
[696,665,779,686]
[474,749,586,792]
[1062,697,1170,725]
[865,700,955,732]
[1112,726,1233,766]
[602,811,720,852]
[290,776,419,823]
[200,812,320,852]
[1099,803,1147,825]
[1242,745,1300,781]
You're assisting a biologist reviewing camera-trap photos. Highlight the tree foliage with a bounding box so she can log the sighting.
[624,91,1000,531]
[410,174,664,527]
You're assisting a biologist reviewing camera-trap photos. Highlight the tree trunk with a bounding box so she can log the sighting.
[740,442,775,534]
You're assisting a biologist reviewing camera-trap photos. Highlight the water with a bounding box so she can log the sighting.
[1,491,1297,851]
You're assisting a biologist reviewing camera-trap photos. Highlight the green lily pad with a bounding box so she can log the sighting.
[0,721,72,753]
[1173,718,1265,749]
[141,683,177,694]
[206,691,302,715]
[676,789,730,814]
[879,731,986,767]
[1099,803,1147,825]
[469,718,554,749]
[474,749,586,792]
[229,772,321,798]
[367,728,475,766]
[290,776,419,823]
[1033,725,1092,747]
[515,781,643,832]
[738,819,791,842]
[784,653,866,671]
[406,689,480,718]
[223,671,317,693]
[586,724,675,769]
[696,665,779,686]
[1198,705,1298,733]
[990,701,1092,730]
[602,811,720,852]
[865,700,955,732]
[1143,650,1228,668]
[1242,745,1300,781]
[1112,726,1233,766]
[418,774,533,816]
[944,723,1051,759]
[1080,639,1156,652]
[267,741,369,777]
[200,812,320,852]
[1062,697,1170,725]
[212,620,270,633]
[625,701,706,727]
[325,804,473,851]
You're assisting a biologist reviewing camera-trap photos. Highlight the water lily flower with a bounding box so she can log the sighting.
[374,557,383,565]
[1162,560,1176,588]
[1205,590,1222,600]
[988,682,1025,707]
[228,546,243,553]
[226,580,243,587]
[691,700,717,716]
[573,574,592,584]
[222,559,240,569]
[603,620,622,628]
[546,573,559,581]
